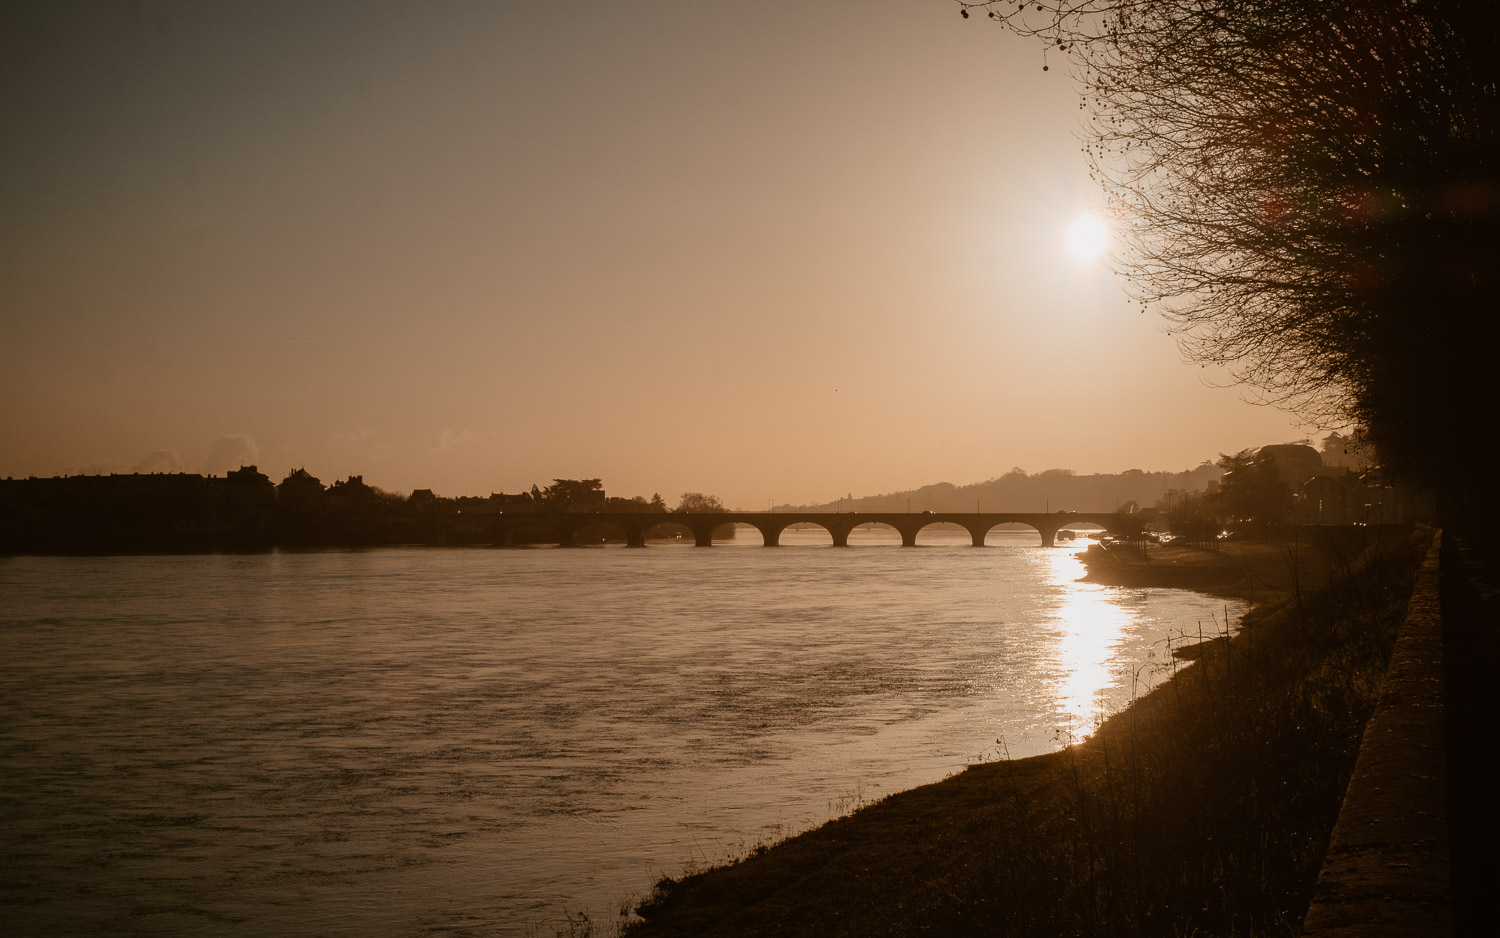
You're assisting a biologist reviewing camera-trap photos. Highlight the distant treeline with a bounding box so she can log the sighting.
[797,463,1225,515]
[794,437,1430,531]
[0,469,695,553]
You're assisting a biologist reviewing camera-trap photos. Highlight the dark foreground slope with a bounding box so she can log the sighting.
[623,528,1428,937]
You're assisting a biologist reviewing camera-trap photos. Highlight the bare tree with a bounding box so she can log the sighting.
[958,1,1499,512]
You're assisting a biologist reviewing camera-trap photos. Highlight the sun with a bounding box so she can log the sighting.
[1064,213,1111,261]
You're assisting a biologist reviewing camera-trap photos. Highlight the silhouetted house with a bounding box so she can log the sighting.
[454,495,502,515]
[1297,474,1356,524]
[1255,443,1328,488]
[409,488,436,505]
[277,468,326,512]
[226,465,273,489]
[492,492,540,513]
[326,474,380,512]
[1356,467,1437,525]
[1286,462,1435,526]
[220,465,275,535]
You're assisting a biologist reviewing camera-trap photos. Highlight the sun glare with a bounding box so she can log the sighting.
[1064,213,1111,261]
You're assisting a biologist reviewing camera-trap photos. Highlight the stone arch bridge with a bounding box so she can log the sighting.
[494,511,1122,549]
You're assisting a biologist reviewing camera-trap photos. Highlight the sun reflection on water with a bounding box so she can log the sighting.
[1045,547,1140,739]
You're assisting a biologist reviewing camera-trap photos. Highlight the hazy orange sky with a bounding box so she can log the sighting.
[1,1,1311,509]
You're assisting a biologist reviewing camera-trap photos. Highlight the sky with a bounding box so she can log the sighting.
[0,0,1312,509]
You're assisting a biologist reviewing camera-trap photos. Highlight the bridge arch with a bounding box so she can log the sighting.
[973,521,1045,547]
[844,520,904,547]
[640,519,696,545]
[569,518,638,547]
[1054,521,1107,545]
[745,519,834,547]
[789,522,838,546]
[910,520,976,547]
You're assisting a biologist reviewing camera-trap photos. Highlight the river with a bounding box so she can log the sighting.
[0,526,1242,936]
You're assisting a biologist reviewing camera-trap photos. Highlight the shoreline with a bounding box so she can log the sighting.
[623,527,1426,936]
[1077,526,1400,600]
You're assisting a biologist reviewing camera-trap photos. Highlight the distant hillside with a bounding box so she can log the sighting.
[791,463,1223,514]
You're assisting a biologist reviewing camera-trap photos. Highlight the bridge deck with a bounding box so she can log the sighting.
[489,511,1120,548]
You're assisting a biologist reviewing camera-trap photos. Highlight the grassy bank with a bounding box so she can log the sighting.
[616,527,1428,937]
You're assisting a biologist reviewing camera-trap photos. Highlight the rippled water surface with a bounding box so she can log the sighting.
[1,529,1242,936]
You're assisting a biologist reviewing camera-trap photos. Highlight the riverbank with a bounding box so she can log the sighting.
[618,527,1427,936]
[1077,526,1402,603]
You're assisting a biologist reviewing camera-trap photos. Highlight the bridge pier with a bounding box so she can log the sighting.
[968,528,986,547]
[626,528,647,548]
[750,520,788,546]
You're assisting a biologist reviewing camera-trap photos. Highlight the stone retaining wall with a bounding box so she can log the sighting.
[1301,529,1450,936]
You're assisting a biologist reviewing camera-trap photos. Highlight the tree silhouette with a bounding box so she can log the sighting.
[540,478,604,508]
[960,0,1499,517]
[1211,449,1292,524]
[675,492,726,513]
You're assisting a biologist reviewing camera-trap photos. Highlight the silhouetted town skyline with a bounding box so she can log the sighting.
[1,434,1431,554]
